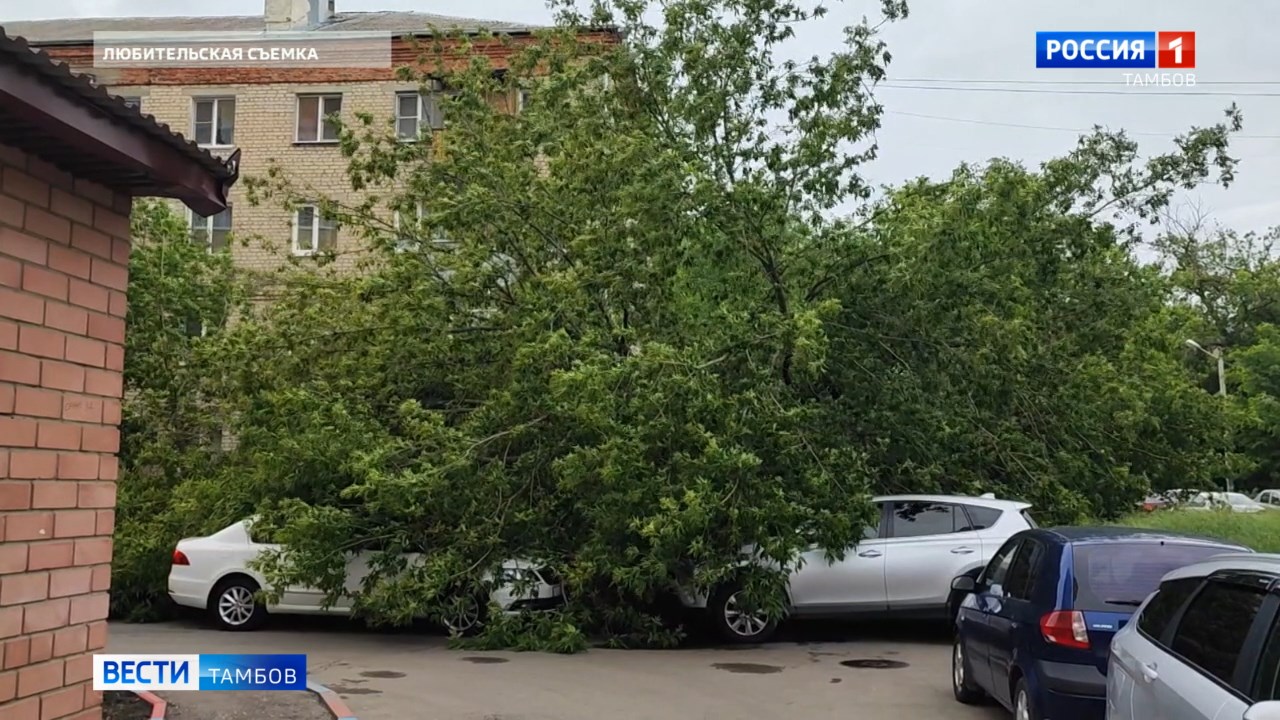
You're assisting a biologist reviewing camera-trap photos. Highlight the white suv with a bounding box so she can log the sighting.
[679,494,1035,643]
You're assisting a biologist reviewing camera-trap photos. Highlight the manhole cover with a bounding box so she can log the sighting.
[840,659,909,669]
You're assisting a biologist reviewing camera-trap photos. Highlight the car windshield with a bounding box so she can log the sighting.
[1072,542,1237,612]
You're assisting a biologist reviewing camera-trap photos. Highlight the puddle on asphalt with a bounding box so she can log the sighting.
[829,678,842,684]
[328,685,383,695]
[359,670,408,678]
[340,678,368,684]
[711,662,784,674]
[462,657,510,664]
[839,659,909,669]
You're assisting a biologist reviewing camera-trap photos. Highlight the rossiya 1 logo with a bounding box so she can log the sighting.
[1035,31,1195,87]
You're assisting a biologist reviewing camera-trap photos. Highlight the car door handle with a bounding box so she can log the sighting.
[1140,663,1159,683]
[950,547,975,555]
[858,550,882,558]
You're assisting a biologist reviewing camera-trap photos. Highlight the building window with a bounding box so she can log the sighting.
[296,94,343,143]
[193,97,235,147]
[120,96,142,110]
[395,86,445,140]
[394,202,451,251]
[517,88,532,113]
[293,205,338,255]
[190,206,233,251]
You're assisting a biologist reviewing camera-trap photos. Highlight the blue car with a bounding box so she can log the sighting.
[950,527,1249,720]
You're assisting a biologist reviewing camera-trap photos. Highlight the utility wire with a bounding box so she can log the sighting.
[879,83,1280,97]
[886,110,1280,139]
[888,77,1280,87]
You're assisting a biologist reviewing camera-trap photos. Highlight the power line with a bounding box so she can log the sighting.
[886,110,1280,139]
[888,77,1280,87]
[879,83,1280,97]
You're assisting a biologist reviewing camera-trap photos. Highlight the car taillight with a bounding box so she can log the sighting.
[172,549,190,566]
[1040,610,1090,649]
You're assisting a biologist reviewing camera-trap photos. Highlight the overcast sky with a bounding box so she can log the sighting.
[5,0,1278,237]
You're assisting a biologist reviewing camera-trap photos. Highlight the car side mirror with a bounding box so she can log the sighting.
[951,575,976,593]
[1245,702,1280,720]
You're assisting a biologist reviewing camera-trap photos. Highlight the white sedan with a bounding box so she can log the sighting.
[168,519,565,632]
[1183,491,1268,513]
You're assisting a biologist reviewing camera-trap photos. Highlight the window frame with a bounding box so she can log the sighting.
[192,96,236,148]
[295,93,344,144]
[886,501,974,540]
[1137,576,1205,646]
[189,206,233,251]
[1003,536,1045,601]
[394,88,445,141]
[978,537,1022,592]
[292,205,338,256]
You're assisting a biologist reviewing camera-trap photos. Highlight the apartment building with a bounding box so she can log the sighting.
[7,1,608,274]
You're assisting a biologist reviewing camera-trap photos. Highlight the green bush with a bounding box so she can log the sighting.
[1116,509,1280,552]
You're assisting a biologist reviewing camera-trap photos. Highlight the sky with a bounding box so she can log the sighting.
[4,0,1278,237]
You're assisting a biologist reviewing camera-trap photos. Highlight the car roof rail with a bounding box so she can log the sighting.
[978,492,996,499]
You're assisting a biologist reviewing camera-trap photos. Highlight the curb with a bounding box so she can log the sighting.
[307,680,359,720]
[134,690,167,720]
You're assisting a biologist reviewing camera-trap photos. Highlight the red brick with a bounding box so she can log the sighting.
[68,225,111,261]
[3,637,29,669]
[89,565,110,592]
[68,594,108,625]
[66,279,108,313]
[0,544,26,575]
[89,259,126,292]
[0,570,48,605]
[44,302,89,335]
[0,194,23,228]
[85,314,123,344]
[100,399,119,426]
[107,292,126,319]
[32,481,78,508]
[0,481,32,510]
[25,208,72,245]
[103,344,123,372]
[18,326,65,360]
[0,226,48,265]
[17,387,63,419]
[6,511,53,540]
[9,452,56,480]
[0,606,22,638]
[49,567,92,599]
[36,423,80,452]
[50,190,94,226]
[76,483,114,509]
[79,427,117,454]
[51,626,87,660]
[28,633,51,662]
[27,542,74,571]
[0,256,19,288]
[26,158,74,192]
[64,336,105,368]
[3,168,50,208]
[41,362,85,393]
[57,454,98,481]
[22,266,69,302]
[22,598,70,633]
[82,369,120,398]
[42,683,85,720]
[81,687,102,716]
[97,456,117,482]
[85,621,106,650]
[0,418,38,448]
[92,207,130,240]
[71,539,111,568]
[0,383,13,412]
[60,396,101,424]
[73,180,113,207]
[0,288,44,324]
[0,448,6,477]
[6,696,40,720]
[52,511,95,539]
[63,654,91,684]
[17,660,63,698]
[0,320,16,351]
[47,245,91,282]
[0,143,27,167]
[111,238,130,266]
[0,669,16,703]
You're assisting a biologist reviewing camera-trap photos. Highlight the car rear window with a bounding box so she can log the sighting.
[1072,542,1235,612]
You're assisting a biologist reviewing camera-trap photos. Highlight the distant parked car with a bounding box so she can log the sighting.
[1255,489,1280,508]
[1185,492,1267,513]
[169,519,564,632]
[678,494,1036,643]
[950,527,1248,720]
[1108,552,1280,720]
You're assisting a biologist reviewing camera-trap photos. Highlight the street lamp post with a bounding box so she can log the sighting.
[1186,339,1231,492]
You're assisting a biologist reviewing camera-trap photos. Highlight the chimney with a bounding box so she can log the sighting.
[264,0,333,30]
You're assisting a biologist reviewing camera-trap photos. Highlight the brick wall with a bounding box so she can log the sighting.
[0,142,128,720]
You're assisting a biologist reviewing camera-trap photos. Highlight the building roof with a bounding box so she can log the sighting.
[0,28,236,213]
[2,12,541,45]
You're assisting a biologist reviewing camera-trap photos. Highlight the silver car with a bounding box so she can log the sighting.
[1108,553,1280,720]
[678,493,1035,643]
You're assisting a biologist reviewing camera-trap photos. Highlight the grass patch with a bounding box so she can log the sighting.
[1114,509,1280,553]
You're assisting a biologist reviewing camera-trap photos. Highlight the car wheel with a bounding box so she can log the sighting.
[951,636,985,704]
[209,577,268,631]
[443,594,488,636]
[708,583,779,645]
[1013,678,1042,720]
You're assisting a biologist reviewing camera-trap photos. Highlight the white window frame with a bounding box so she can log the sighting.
[293,205,338,256]
[189,206,233,251]
[517,88,532,113]
[295,93,343,143]
[394,83,446,141]
[193,96,236,148]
